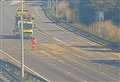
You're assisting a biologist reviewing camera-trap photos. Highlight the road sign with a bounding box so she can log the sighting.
[16,20,33,37]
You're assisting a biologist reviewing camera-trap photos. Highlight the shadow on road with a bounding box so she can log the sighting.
[89,60,120,68]
[71,45,120,53]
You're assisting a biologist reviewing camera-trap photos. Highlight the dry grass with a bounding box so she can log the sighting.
[91,20,120,41]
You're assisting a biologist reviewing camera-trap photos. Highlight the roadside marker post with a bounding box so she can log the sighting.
[32,37,38,50]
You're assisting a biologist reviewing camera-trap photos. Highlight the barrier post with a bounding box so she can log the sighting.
[32,37,38,50]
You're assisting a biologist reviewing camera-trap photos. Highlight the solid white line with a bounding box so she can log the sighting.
[10,0,21,5]
[53,37,66,44]
[35,7,99,46]
[0,50,50,82]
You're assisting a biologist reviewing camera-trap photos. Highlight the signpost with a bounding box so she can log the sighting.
[20,1,33,80]
[21,0,25,80]
[0,0,4,60]
[55,0,58,17]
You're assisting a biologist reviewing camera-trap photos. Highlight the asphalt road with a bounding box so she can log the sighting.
[0,1,120,82]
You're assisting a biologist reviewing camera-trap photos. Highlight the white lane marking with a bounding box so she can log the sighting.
[39,43,115,80]
[42,48,116,80]
[35,7,89,46]
[53,37,66,44]
[0,50,50,82]
[35,7,99,46]
[35,7,68,32]
[10,0,21,5]
[82,81,88,82]
[80,37,97,45]
[33,6,116,77]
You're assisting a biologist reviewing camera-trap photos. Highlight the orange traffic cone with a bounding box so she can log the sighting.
[32,37,37,50]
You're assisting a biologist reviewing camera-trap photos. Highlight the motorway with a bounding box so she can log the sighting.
[0,1,120,82]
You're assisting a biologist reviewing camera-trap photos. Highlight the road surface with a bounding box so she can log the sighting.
[0,1,119,82]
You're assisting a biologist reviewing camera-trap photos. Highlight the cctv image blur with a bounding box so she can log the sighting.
[0,0,120,82]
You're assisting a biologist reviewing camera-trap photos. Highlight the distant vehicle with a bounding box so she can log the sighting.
[13,8,34,38]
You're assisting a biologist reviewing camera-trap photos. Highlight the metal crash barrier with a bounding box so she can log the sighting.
[0,60,48,82]
[44,0,120,50]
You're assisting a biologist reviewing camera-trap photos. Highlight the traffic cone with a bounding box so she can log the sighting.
[32,37,37,50]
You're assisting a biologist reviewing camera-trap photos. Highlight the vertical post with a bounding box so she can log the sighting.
[55,0,58,17]
[47,0,48,8]
[49,0,52,8]
[21,0,24,80]
[48,0,50,8]
[0,0,4,59]
[98,11,104,37]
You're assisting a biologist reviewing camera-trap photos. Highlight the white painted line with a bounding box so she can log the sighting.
[82,80,88,82]
[35,7,99,46]
[10,0,21,5]
[0,50,50,82]
[53,37,66,44]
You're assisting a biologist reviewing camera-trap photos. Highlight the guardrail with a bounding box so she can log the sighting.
[40,2,120,50]
[0,59,48,82]
[0,60,21,82]
[0,50,49,82]
[0,1,49,82]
